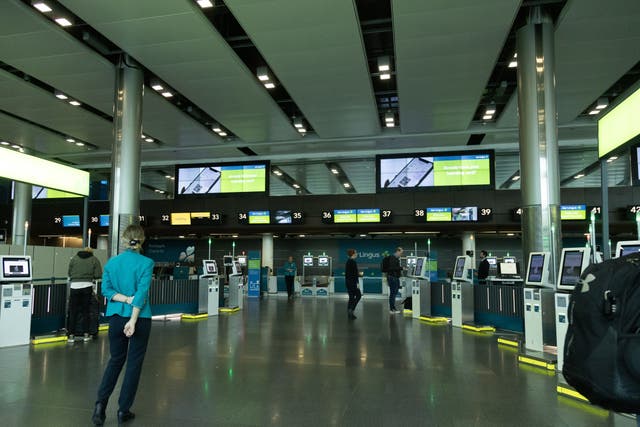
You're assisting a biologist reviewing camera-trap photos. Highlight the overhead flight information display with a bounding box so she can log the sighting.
[414,207,492,222]
[377,151,494,191]
[322,209,392,224]
[176,161,268,196]
[161,212,224,226]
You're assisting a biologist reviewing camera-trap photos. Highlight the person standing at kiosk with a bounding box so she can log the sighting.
[68,247,102,343]
[477,250,490,285]
[92,225,154,426]
[283,256,297,300]
[345,249,362,319]
[387,247,403,314]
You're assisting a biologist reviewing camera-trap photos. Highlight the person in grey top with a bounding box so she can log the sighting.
[68,247,102,343]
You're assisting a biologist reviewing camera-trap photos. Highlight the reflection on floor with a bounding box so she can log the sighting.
[0,298,636,426]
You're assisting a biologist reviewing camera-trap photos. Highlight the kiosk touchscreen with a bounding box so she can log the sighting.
[498,262,518,278]
[318,256,329,267]
[557,247,591,291]
[486,257,498,276]
[302,256,313,267]
[414,257,425,278]
[503,256,516,263]
[236,255,247,266]
[202,260,218,276]
[452,256,471,281]
[0,257,32,282]
[525,252,550,287]
[223,255,233,266]
[232,262,242,275]
[615,240,640,258]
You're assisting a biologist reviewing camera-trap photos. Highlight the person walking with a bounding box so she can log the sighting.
[92,225,155,426]
[283,256,297,299]
[68,247,102,343]
[387,247,403,314]
[345,249,362,319]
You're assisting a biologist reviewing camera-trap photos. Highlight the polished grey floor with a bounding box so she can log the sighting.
[0,297,637,426]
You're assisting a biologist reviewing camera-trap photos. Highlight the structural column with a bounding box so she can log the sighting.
[11,182,32,246]
[462,232,476,266]
[109,56,143,257]
[516,7,562,283]
[261,233,274,272]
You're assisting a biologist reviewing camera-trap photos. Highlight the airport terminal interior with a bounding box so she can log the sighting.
[1,0,640,425]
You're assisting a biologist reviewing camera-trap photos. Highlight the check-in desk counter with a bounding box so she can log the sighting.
[475,277,525,332]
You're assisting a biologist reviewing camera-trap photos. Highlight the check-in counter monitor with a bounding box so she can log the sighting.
[525,252,551,287]
[236,255,247,266]
[0,256,32,347]
[615,240,640,258]
[556,247,591,291]
[453,256,472,282]
[1,256,32,282]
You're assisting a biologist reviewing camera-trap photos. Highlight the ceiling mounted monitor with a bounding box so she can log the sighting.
[176,161,269,196]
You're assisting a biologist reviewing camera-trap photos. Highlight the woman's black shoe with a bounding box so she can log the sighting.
[117,410,135,424]
[91,402,106,426]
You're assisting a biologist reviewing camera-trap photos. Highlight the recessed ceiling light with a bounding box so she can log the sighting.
[380,73,391,80]
[589,110,599,115]
[483,114,493,120]
[378,56,391,72]
[232,234,238,238]
[218,132,227,137]
[292,184,300,189]
[0,141,9,146]
[273,170,283,176]
[11,145,20,149]
[359,234,367,237]
[32,2,52,12]
[485,105,496,115]
[212,127,222,133]
[511,175,520,181]
[507,233,515,237]
[299,234,306,238]
[343,182,351,188]
[258,75,269,82]
[508,61,518,68]
[145,138,154,142]
[294,123,303,128]
[385,122,395,128]
[165,175,172,179]
[151,84,164,91]
[69,100,81,106]
[607,156,618,163]
[65,138,75,143]
[595,97,608,110]
[384,112,395,123]
[55,91,68,100]
[330,168,339,174]
[574,174,585,179]
[75,142,85,146]
[161,91,173,98]
[54,17,73,27]
[264,82,276,89]
[196,0,214,8]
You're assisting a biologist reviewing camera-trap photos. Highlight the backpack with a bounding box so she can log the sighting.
[381,255,390,273]
[562,253,640,413]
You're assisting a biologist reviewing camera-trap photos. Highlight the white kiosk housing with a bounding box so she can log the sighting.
[555,246,591,370]
[198,260,220,316]
[522,252,556,352]
[409,257,432,318]
[615,240,640,258]
[0,256,33,347]
[451,256,473,328]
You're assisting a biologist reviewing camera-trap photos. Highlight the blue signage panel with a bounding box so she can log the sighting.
[247,250,261,298]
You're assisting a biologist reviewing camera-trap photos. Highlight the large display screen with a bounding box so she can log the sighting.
[248,211,270,225]
[334,209,357,223]
[176,162,268,195]
[598,86,640,158]
[377,151,493,191]
[426,208,452,222]
[560,204,587,221]
[560,250,585,287]
[272,210,304,225]
[357,209,381,223]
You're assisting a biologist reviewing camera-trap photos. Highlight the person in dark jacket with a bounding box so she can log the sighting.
[283,256,297,299]
[477,250,490,284]
[345,249,362,319]
[68,247,102,343]
[387,247,403,314]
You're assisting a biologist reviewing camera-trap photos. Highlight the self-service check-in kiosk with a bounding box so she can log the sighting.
[409,257,433,319]
[451,256,474,328]
[0,256,32,347]
[555,247,591,371]
[198,260,219,316]
[522,252,556,352]
[227,261,244,310]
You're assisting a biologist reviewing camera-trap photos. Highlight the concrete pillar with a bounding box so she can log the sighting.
[261,233,274,272]
[516,7,562,284]
[462,232,476,266]
[600,159,610,260]
[108,56,143,257]
[11,182,31,245]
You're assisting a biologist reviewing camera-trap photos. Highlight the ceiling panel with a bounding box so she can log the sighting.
[225,0,380,138]
[339,159,376,193]
[393,0,520,133]
[59,0,301,144]
[498,0,640,128]
[0,111,80,156]
[0,68,114,147]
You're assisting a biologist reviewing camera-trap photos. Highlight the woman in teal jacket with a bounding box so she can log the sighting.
[92,225,154,426]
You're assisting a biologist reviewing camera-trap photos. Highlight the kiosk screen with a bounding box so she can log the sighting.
[236,256,247,265]
[527,254,545,283]
[453,257,466,279]
[303,256,313,266]
[203,260,218,275]
[620,244,640,257]
[560,250,584,287]
[318,256,329,266]
[414,258,424,277]
[1,257,31,280]
[499,262,518,276]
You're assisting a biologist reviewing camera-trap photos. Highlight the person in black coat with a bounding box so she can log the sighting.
[345,249,362,319]
[478,250,490,284]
